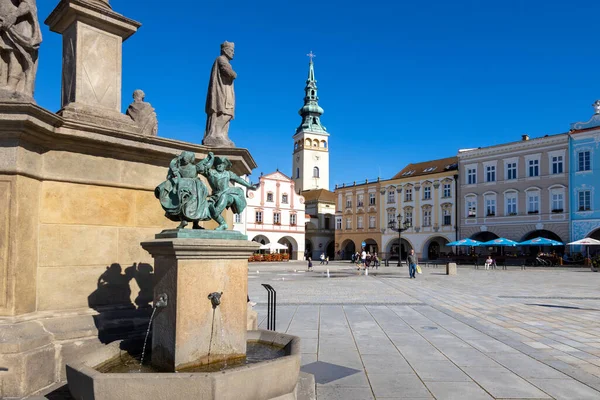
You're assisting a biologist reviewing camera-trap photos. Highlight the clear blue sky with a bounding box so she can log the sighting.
[36,1,599,189]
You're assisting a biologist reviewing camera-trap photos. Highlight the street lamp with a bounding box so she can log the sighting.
[388,214,412,266]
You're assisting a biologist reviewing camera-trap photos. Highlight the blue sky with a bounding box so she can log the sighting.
[36,1,599,189]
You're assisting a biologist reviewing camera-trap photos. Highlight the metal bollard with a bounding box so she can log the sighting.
[261,284,277,331]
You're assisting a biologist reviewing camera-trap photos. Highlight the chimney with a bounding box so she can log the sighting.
[522,134,530,141]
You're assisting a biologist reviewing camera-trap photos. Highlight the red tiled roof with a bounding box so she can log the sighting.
[391,156,458,180]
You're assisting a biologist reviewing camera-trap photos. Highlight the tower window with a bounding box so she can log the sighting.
[311,90,315,96]
[313,167,319,178]
[313,117,317,125]
[296,168,300,178]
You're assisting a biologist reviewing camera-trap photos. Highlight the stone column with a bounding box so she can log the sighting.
[45,0,141,126]
[142,232,260,371]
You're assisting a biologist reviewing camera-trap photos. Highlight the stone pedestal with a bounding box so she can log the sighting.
[446,262,457,275]
[45,0,141,126]
[141,232,260,371]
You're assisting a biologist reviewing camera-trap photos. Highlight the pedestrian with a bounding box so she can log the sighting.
[351,253,356,263]
[319,252,325,265]
[361,249,367,269]
[407,249,417,279]
[366,252,371,269]
[325,255,329,265]
[373,252,379,269]
[307,257,313,271]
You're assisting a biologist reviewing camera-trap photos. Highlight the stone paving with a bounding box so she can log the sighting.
[249,261,600,399]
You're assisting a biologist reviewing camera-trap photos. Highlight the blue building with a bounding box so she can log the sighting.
[569,101,600,243]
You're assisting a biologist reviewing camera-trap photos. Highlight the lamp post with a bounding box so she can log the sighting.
[388,214,411,266]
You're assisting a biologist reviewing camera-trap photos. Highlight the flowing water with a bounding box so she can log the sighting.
[97,341,286,374]
[139,306,158,369]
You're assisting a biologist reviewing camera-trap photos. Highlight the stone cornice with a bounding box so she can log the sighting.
[458,134,568,161]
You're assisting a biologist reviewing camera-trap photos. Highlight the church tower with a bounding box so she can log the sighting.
[292,54,330,194]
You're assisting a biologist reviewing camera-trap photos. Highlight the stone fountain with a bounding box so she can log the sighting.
[65,150,311,400]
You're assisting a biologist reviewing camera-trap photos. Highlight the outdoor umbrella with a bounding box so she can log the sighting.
[518,237,564,246]
[479,238,519,255]
[259,242,289,253]
[567,238,600,258]
[446,239,482,246]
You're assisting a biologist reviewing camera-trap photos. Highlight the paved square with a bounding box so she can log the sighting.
[249,261,600,399]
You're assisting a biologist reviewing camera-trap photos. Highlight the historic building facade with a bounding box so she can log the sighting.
[334,179,383,259]
[458,134,569,244]
[233,171,305,260]
[303,189,336,259]
[569,102,600,242]
[379,157,459,261]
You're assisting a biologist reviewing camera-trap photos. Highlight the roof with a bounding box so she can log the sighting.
[391,156,458,180]
[301,189,336,203]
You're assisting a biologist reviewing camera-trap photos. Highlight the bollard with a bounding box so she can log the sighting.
[327,269,330,278]
[261,284,277,331]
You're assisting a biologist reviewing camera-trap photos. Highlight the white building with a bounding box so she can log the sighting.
[233,171,305,260]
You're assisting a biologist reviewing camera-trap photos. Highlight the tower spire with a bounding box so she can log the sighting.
[296,53,326,134]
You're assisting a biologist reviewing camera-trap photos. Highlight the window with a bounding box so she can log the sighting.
[345,218,351,230]
[443,209,451,226]
[290,214,297,225]
[505,192,517,215]
[405,211,413,227]
[467,168,477,185]
[422,209,432,226]
[552,155,564,174]
[443,183,451,198]
[324,216,330,229]
[369,193,376,206]
[551,191,564,212]
[282,194,288,204]
[485,196,496,216]
[313,167,319,178]
[528,159,539,177]
[274,212,281,224]
[357,194,364,207]
[296,168,300,178]
[405,188,413,201]
[346,196,352,208]
[466,197,477,217]
[486,165,496,182]
[234,214,241,224]
[267,192,273,202]
[357,216,364,229]
[527,192,539,213]
[579,190,591,211]
[336,218,342,230]
[387,189,395,203]
[506,162,517,180]
[387,212,395,226]
[423,186,431,200]
[255,211,263,223]
[369,216,376,228]
[578,151,591,172]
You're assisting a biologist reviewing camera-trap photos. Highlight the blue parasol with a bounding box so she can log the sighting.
[479,238,519,247]
[518,237,563,246]
[447,238,482,246]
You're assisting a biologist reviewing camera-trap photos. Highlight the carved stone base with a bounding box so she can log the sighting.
[58,102,140,134]
[0,88,35,103]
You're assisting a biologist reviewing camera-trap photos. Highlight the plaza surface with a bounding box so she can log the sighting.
[249,261,600,400]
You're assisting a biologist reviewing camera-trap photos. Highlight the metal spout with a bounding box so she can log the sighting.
[155,293,168,308]
[208,292,223,309]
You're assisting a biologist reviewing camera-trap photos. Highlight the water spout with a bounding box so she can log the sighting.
[139,294,168,368]
[208,292,222,309]
[155,293,168,308]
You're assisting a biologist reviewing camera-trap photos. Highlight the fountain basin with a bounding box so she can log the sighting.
[66,330,305,400]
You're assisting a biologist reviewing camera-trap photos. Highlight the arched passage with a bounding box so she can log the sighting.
[363,238,379,254]
[591,228,600,240]
[251,235,269,245]
[340,239,356,260]
[278,236,298,260]
[470,231,499,242]
[386,238,413,261]
[326,241,335,259]
[424,236,451,260]
[304,239,313,259]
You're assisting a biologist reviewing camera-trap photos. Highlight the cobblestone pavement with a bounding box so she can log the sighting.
[249,261,600,399]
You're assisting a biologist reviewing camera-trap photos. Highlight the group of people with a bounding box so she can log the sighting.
[352,250,380,270]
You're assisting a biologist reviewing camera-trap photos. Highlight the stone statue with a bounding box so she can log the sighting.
[203,41,236,148]
[155,152,256,230]
[126,89,158,136]
[593,100,600,115]
[0,0,42,101]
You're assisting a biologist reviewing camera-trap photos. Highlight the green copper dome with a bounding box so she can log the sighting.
[296,59,326,134]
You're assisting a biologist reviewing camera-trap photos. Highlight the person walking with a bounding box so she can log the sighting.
[319,252,325,265]
[373,252,380,269]
[407,249,417,279]
[361,249,367,269]
[307,257,313,271]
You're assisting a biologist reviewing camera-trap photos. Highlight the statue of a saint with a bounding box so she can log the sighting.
[0,0,42,100]
[155,152,257,230]
[203,41,236,148]
[126,89,158,136]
